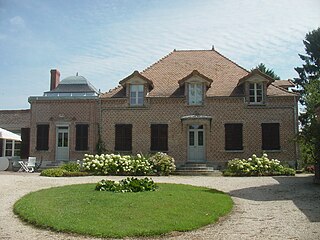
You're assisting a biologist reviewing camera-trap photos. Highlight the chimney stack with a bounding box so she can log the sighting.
[50,69,60,90]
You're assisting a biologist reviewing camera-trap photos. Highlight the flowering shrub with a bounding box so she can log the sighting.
[149,152,176,176]
[82,153,173,175]
[95,177,157,193]
[223,153,295,176]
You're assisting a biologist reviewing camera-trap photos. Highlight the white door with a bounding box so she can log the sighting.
[188,125,205,162]
[56,126,69,161]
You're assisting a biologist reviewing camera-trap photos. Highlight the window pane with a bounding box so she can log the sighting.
[198,131,204,146]
[189,131,194,146]
[63,133,68,147]
[58,133,63,147]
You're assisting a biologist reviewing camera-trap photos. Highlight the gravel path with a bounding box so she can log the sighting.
[0,172,319,240]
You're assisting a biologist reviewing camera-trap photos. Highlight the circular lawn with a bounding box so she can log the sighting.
[14,183,233,238]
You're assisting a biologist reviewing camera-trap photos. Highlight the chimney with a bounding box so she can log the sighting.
[50,69,60,90]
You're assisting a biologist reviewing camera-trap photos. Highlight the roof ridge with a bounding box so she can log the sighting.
[212,49,250,73]
[141,50,175,73]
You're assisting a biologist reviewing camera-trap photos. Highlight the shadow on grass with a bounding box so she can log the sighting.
[229,175,320,222]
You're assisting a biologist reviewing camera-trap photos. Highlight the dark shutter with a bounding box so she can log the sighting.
[76,124,89,151]
[225,124,243,150]
[20,128,30,159]
[151,124,168,151]
[36,124,49,150]
[115,124,132,151]
[262,123,280,150]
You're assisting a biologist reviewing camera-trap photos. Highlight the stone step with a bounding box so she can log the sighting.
[177,166,214,171]
[173,170,222,176]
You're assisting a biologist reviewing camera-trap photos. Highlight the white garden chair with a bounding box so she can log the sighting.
[18,157,36,173]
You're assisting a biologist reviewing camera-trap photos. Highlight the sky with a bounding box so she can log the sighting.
[0,0,319,110]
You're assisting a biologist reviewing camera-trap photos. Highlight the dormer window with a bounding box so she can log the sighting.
[130,84,144,106]
[249,82,263,104]
[188,83,203,105]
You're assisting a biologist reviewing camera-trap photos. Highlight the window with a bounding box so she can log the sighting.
[115,124,132,151]
[249,83,263,104]
[225,124,243,150]
[188,83,203,105]
[262,123,280,150]
[130,84,144,106]
[36,124,49,150]
[76,124,89,151]
[151,124,168,151]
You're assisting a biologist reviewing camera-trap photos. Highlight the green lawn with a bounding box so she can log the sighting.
[14,183,233,238]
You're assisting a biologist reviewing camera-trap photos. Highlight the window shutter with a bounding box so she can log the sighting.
[225,124,243,150]
[151,124,168,151]
[76,124,89,151]
[36,124,49,150]
[20,128,30,159]
[262,123,280,150]
[115,124,132,151]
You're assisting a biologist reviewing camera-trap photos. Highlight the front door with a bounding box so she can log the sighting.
[188,125,205,162]
[56,126,69,161]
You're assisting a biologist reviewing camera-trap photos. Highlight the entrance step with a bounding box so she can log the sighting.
[174,162,222,176]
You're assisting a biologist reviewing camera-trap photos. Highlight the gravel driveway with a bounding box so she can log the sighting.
[0,172,319,240]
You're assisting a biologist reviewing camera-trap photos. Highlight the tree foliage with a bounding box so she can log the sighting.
[294,28,320,165]
[252,63,280,80]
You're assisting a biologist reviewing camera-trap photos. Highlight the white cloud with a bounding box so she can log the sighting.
[9,16,25,27]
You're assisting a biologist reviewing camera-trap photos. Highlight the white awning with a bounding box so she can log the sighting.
[0,128,21,141]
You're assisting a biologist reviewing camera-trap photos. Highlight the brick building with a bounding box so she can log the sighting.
[28,70,99,163]
[20,49,299,168]
[0,109,30,159]
[101,49,299,168]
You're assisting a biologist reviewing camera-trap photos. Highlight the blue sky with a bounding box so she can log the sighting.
[0,0,319,110]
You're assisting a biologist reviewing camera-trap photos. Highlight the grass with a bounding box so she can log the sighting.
[14,183,233,238]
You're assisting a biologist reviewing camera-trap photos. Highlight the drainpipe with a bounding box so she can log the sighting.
[294,95,299,169]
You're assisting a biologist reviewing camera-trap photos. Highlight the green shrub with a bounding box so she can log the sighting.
[223,153,295,176]
[149,152,176,175]
[95,177,157,193]
[62,171,91,177]
[60,162,81,172]
[40,168,67,177]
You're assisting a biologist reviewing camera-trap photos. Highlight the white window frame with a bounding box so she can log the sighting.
[188,83,203,105]
[130,84,144,106]
[249,82,264,104]
[2,139,20,157]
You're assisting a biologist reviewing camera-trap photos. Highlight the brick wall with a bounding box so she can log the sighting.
[29,99,98,162]
[100,96,298,168]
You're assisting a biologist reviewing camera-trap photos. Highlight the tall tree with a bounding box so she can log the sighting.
[252,63,281,80]
[294,27,320,170]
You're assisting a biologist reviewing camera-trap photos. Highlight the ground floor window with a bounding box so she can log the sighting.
[262,123,280,150]
[76,124,89,151]
[225,123,243,150]
[151,124,168,151]
[1,139,20,157]
[115,124,132,151]
[36,124,49,150]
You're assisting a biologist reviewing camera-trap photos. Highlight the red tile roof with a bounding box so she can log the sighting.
[102,49,296,98]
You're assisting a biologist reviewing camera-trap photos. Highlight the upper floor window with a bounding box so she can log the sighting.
[249,83,263,104]
[188,83,203,105]
[130,84,144,106]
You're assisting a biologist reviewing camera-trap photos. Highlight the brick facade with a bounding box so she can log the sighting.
[100,95,298,168]
[29,99,98,162]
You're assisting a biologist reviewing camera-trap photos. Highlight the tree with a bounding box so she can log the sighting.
[293,28,320,174]
[294,27,320,103]
[251,63,281,80]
